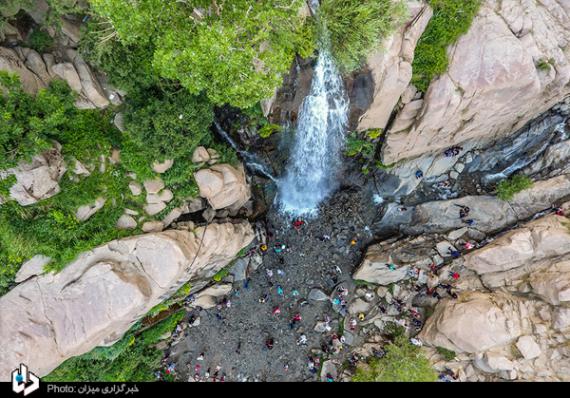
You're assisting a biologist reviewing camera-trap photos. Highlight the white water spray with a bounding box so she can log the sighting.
[277,45,349,217]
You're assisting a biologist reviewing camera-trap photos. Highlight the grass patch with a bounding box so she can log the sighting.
[44,311,184,382]
[352,335,438,382]
[411,0,482,92]
[436,346,456,361]
[26,29,54,53]
[496,174,533,201]
[320,0,407,73]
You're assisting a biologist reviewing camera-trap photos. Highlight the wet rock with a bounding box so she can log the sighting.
[308,288,329,302]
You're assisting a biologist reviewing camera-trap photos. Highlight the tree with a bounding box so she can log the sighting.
[88,0,315,109]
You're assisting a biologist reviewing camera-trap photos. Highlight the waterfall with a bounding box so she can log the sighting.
[277,45,349,217]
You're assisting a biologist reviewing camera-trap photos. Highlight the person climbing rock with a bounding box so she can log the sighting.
[555,207,565,216]
[450,271,460,280]
[454,204,470,218]
[464,241,474,250]
[463,218,476,226]
[272,306,281,315]
[386,263,397,271]
[448,248,461,259]
[415,170,423,179]
[265,337,274,350]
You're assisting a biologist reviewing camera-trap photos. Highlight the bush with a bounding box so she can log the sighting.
[411,0,481,92]
[89,0,316,109]
[319,0,406,73]
[496,174,533,201]
[26,29,54,53]
[352,335,438,382]
[436,346,456,361]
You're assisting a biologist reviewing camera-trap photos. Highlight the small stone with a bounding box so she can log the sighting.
[144,202,166,216]
[192,146,210,163]
[308,288,329,301]
[113,112,125,132]
[152,159,174,174]
[436,241,456,257]
[162,207,182,227]
[143,178,165,194]
[128,181,142,196]
[450,171,459,180]
[455,163,465,173]
[516,336,541,360]
[124,208,138,216]
[116,214,137,230]
[158,189,173,203]
[142,221,164,233]
[202,207,216,222]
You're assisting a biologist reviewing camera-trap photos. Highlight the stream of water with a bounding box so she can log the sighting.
[277,46,349,217]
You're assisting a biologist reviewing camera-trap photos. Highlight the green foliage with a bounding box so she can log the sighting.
[258,123,282,139]
[536,57,555,72]
[89,0,316,108]
[26,29,55,53]
[496,174,533,201]
[436,346,456,361]
[0,0,32,18]
[319,0,406,73]
[345,132,376,158]
[123,86,214,162]
[45,311,184,381]
[412,0,481,92]
[383,321,405,338]
[352,335,438,382]
[212,268,230,283]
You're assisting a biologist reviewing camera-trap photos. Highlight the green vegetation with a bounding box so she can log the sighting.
[412,0,482,92]
[436,346,456,361]
[352,335,438,382]
[496,174,533,201]
[45,311,184,381]
[26,29,54,53]
[536,57,555,72]
[88,0,315,109]
[319,0,406,73]
[0,74,232,294]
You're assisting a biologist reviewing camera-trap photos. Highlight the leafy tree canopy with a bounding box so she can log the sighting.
[88,0,315,108]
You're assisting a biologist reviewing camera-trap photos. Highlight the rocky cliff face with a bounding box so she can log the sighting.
[419,209,570,381]
[375,0,570,164]
[0,222,254,381]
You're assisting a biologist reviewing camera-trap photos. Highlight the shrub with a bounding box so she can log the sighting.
[536,58,555,72]
[436,346,456,361]
[26,29,54,53]
[319,0,406,73]
[496,174,533,201]
[352,335,438,382]
[411,0,482,92]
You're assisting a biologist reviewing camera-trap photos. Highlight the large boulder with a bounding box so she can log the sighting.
[463,214,570,274]
[419,291,534,353]
[0,47,47,93]
[357,1,432,131]
[0,222,254,380]
[528,260,570,305]
[380,0,570,164]
[194,164,251,211]
[2,146,67,206]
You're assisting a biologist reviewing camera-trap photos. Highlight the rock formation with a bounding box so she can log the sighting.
[379,0,570,164]
[194,164,251,212]
[419,206,570,381]
[0,222,254,380]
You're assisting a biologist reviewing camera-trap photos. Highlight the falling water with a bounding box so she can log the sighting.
[277,45,349,217]
[213,121,278,183]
